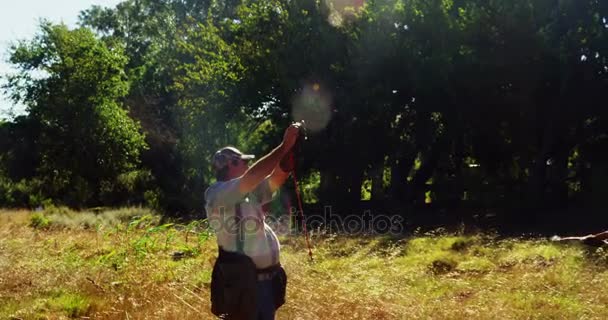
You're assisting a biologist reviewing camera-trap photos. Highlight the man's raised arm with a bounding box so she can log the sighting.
[238,123,300,194]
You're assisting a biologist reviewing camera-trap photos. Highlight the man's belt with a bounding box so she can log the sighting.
[256,263,281,282]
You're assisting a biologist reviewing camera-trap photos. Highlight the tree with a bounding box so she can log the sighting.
[4,22,147,206]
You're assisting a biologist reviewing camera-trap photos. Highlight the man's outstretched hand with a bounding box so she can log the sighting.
[282,122,302,151]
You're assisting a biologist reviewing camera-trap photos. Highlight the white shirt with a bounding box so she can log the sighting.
[205,178,280,269]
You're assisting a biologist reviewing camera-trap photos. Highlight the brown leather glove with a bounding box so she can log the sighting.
[279,151,295,172]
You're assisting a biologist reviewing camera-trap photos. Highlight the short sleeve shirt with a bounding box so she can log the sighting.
[205,178,280,269]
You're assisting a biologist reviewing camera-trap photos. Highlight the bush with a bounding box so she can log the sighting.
[29,212,50,229]
[0,175,49,208]
[144,189,161,210]
[99,170,157,207]
[0,177,27,207]
[0,176,15,205]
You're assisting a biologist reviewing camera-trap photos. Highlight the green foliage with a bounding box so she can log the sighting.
[45,290,91,318]
[29,212,50,229]
[143,189,162,210]
[300,170,321,203]
[4,22,147,207]
[0,173,46,208]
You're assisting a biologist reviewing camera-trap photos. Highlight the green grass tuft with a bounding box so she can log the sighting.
[46,291,91,318]
[29,212,50,229]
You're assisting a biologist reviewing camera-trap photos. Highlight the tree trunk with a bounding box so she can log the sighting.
[370,160,385,202]
[527,118,554,209]
[409,140,445,205]
[389,151,417,200]
[548,143,570,208]
[319,168,337,205]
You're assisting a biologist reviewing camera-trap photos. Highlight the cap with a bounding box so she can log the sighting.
[212,146,255,170]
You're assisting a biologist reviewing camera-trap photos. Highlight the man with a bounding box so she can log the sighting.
[205,122,301,320]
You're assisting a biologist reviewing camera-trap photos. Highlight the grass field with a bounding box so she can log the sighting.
[1,208,608,319]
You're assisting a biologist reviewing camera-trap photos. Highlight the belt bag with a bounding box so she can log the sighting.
[211,248,288,318]
[211,248,257,319]
[271,265,287,309]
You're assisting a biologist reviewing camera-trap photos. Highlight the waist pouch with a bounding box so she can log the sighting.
[211,248,257,319]
[211,248,288,318]
[271,265,287,309]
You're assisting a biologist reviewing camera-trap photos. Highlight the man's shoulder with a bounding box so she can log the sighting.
[204,181,223,200]
[207,178,240,191]
[205,181,220,195]
[205,178,243,203]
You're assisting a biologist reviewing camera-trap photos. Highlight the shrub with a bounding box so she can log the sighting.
[29,212,50,229]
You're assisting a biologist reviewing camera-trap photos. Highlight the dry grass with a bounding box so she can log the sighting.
[1,209,608,319]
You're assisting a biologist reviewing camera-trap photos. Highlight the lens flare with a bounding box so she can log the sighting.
[292,83,332,133]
